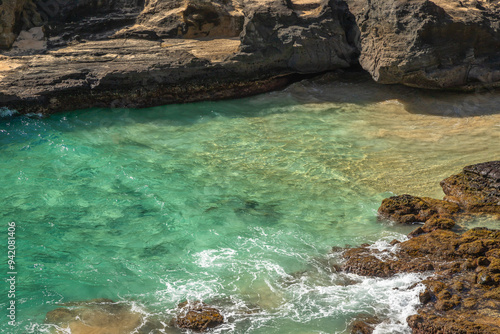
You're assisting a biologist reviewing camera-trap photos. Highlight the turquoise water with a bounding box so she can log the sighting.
[1,75,500,333]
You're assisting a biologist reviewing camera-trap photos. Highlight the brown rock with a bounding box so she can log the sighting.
[0,0,30,49]
[45,298,166,333]
[173,301,224,332]
[350,315,380,334]
[378,194,459,225]
[441,161,500,214]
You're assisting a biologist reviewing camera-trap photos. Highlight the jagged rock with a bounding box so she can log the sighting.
[342,227,500,333]
[239,0,359,73]
[378,194,459,225]
[342,162,500,334]
[0,0,30,48]
[441,161,500,214]
[173,301,224,332]
[347,0,500,90]
[350,315,380,334]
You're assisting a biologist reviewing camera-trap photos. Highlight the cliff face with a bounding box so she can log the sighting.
[347,0,500,89]
[0,0,499,114]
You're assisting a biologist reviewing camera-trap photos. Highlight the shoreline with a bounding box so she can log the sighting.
[1,0,499,115]
[343,161,500,333]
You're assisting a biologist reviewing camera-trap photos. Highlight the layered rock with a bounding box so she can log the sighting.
[1,0,500,114]
[0,0,362,114]
[347,0,500,90]
[342,161,500,333]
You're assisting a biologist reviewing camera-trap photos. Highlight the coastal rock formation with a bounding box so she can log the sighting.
[441,161,500,214]
[0,0,30,49]
[173,300,224,331]
[378,194,459,225]
[0,0,360,114]
[238,0,359,73]
[346,0,500,90]
[1,0,500,114]
[342,161,500,333]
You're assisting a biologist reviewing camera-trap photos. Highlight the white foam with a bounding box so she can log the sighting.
[0,107,18,117]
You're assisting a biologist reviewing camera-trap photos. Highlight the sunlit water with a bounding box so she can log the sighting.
[1,73,500,333]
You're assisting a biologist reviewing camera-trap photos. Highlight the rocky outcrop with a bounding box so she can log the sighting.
[0,0,361,114]
[378,194,460,225]
[341,161,500,333]
[173,300,224,331]
[441,161,500,214]
[238,0,359,73]
[347,0,500,90]
[1,0,500,114]
[350,315,380,334]
[0,0,30,49]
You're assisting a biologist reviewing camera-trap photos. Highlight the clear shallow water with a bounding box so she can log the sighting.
[1,74,500,333]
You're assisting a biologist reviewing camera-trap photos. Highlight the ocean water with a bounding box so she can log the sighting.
[1,74,500,334]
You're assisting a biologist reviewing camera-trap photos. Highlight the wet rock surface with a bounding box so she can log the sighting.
[45,298,167,334]
[378,194,460,225]
[441,161,500,214]
[173,300,224,332]
[350,315,380,334]
[342,161,500,333]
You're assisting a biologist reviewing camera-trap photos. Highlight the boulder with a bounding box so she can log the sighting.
[173,300,224,331]
[378,194,459,225]
[347,0,500,90]
[238,0,359,73]
[0,0,30,49]
[441,161,500,213]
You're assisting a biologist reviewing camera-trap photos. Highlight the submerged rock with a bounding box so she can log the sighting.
[173,300,224,332]
[342,161,500,333]
[45,298,167,334]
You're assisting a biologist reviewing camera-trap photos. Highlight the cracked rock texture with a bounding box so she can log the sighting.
[346,0,500,90]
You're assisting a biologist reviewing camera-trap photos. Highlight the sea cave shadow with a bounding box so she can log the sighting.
[297,71,500,118]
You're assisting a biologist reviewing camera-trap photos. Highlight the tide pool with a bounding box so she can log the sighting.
[1,74,500,333]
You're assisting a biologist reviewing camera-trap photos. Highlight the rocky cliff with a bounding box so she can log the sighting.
[347,0,500,90]
[0,0,499,114]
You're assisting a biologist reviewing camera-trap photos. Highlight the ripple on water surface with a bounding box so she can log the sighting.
[1,75,500,333]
